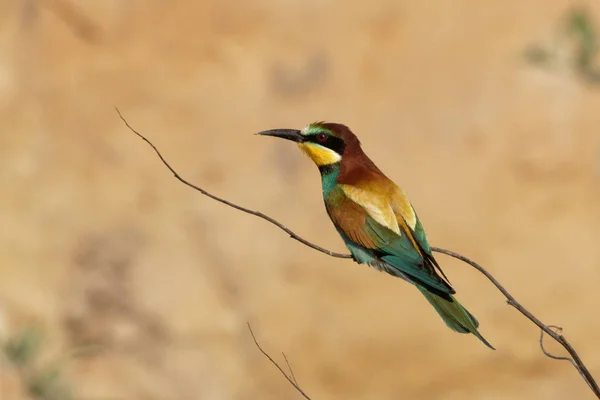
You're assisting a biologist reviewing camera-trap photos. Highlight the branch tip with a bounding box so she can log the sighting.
[247,323,311,399]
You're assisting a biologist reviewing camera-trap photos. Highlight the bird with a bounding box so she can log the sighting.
[257,122,494,349]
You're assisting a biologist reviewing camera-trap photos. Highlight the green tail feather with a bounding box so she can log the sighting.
[417,285,495,350]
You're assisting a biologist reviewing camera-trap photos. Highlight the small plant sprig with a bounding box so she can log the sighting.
[2,326,94,400]
[524,7,600,83]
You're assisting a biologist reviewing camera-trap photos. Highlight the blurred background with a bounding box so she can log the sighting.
[1,0,599,399]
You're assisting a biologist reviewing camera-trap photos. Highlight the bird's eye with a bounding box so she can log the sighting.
[316,133,327,143]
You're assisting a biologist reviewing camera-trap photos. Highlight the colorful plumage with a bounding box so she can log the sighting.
[257,122,494,349]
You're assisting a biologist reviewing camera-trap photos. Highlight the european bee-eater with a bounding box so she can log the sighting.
[257,122,494,349]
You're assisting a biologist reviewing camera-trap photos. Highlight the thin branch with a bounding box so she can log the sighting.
[119,110,600,399]
[282,352,299,386]
[116,108,350,260]
[539,325,590,385]
[432,247,599,397]
[247,323,311,400]
[540,326,570,361]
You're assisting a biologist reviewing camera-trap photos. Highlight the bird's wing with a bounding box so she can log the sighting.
[389,185,431,255]
[389,185,453,286]
[325,186,380,250]
[327,183,454,296]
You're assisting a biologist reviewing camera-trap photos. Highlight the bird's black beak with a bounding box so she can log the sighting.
[255,129,304,143]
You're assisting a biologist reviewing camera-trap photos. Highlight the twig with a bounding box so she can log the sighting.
[118,110,600,399]
[282,352,299,386]
[116,108,350,260]
[432,247,599,397]
[247,323,311,400]
[539,325,591,385]
[540,326,569,361]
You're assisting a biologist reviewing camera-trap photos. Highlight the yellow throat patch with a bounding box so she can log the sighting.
[297,142,342,166]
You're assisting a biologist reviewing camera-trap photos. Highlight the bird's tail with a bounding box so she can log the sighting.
[417,285,495,350]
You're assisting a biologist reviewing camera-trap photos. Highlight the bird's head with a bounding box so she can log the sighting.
[256,122,360,167]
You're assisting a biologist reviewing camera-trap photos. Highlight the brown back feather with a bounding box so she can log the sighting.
[319,123,389,185]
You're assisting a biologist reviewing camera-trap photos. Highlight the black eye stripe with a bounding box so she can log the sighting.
[308,134,346,154]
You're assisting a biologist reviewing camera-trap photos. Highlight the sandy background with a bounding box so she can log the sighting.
[1,1,599,399]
